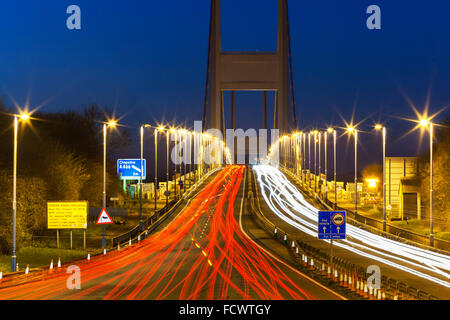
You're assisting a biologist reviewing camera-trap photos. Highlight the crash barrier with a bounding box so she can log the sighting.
[247,169,439,300]
[281,167,450,254]
[88,207,128,220]
[111,199,178,247]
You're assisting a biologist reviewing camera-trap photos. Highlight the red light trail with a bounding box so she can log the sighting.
[0,165,341,300]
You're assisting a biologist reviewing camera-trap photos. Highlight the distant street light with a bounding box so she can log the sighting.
[313,131,318,193]
[155,126,164,213]
[102,120,117,248]
[318,131,321,197]
[139,125,144,232]
[347,126,358,219]
[182,130,187,193]
[324,130,328,202]
[302,132,306,185]
[420,119,434,247]
[308,132,311,188]
[375,124,387,231]
[188,132,193,188]
[166,129,170,207]
[11,113,30,272]
[170,128,177,199]
[139,124,151,232]
[332,129,337,210]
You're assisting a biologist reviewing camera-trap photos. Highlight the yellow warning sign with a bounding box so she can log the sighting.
[47,201,88,229]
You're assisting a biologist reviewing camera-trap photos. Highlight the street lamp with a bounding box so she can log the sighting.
[347,126,358,219]
[302,132,306,185]
[328,128,337,210]
[324,130,329,202]
[169,128,177,199]
[313,131,318,193]
[166,129,170,207]
[139,125,144,232]
[318,131,321,197]
[420,119,434,246]
[308,132,311,188]
[178,129,187,194]
[102,120,117,248]
[188,132,193,188]
[139,124,151,232]
[154,126,164,213]
[375,124,387,232]
[183,130,187,193]
[11,113,30,272]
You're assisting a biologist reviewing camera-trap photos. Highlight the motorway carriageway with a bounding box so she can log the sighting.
[253,164,450,299]
[0,165,343,300]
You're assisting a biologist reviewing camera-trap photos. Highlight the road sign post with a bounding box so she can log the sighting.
[318,211,346,270]
[96,208,113,248]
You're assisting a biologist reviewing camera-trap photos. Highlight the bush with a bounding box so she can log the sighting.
[0,171,48,254]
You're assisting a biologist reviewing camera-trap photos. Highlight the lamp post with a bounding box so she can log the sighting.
[189,132,193,188]
[102,120,117,248]
[11,115,18,272]
[166,129,170,207]
[314,131,318,193]
[318,131,321,197]
[11,113,30,271]
[324,130,328,202]
[182,130,187,194]
[154,127,163,213]
[308,133,311,188]
[139,125,144,232]
[154,128,158,213]
[375,124,387,232]
[303,133,306,185]
[347,126,358,219]
[332,129,337,209]
[139,124,152,232]
[420,119,434,246]
[175,129,179,198]
[170,129,177,199]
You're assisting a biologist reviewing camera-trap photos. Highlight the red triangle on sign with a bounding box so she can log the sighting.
[96,208,113,225]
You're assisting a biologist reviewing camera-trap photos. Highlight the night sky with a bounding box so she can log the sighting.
[1,0,449,176]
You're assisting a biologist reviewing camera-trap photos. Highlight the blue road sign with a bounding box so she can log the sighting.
[117,159,146,180]
[318,211,346,240]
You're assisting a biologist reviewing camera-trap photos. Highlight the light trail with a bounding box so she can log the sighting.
[253,164,450,288]
[0,165,337,300]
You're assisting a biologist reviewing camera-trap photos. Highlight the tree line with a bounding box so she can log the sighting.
[0,97,129,254]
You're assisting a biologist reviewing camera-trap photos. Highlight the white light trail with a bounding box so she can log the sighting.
[253,164,450,288]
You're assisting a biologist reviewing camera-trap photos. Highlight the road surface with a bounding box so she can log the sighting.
[0,165,343,300]
[253,164,450,299]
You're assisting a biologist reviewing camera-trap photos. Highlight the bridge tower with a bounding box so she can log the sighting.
[202,0,297,134]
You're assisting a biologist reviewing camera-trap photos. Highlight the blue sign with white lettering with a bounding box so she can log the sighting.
[117,159,146,180]
[318,211,346,240]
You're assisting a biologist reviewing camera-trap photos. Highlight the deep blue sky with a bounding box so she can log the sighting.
[1,0,449,174]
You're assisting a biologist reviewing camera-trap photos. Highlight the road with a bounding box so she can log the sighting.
[0,165,343,300]
[253,164,450,299]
